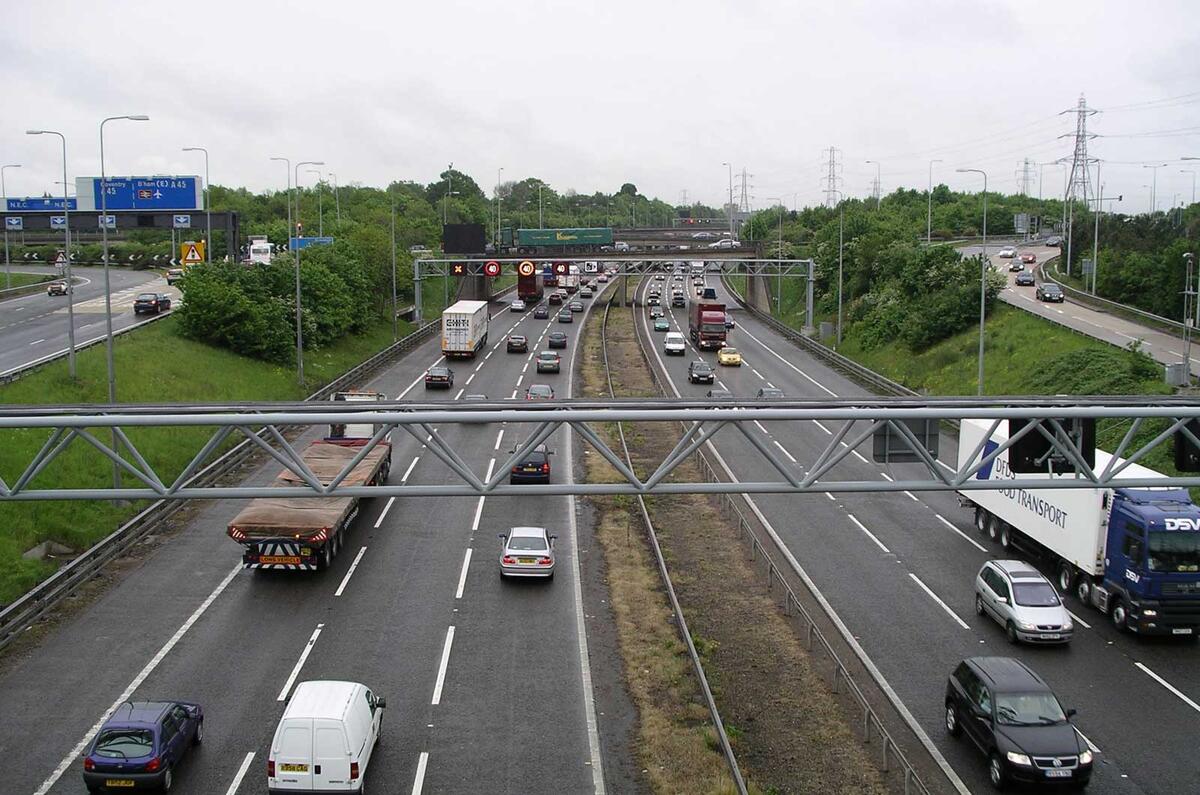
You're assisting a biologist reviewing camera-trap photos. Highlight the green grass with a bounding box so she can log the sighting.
[3,272,53,290]
[0,315,414,605]
[417,272,517,320]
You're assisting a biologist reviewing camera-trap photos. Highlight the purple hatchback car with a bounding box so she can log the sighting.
[83,700,203,792]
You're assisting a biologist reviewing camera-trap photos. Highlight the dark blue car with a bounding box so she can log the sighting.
[83,700,203,792]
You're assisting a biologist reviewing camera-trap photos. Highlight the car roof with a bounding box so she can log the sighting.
[509,525,547,538]
[986,559,1045,580]
[108,701,173,727]
[964,656,1050,691]
[549,331,566,337]
[287,681,362,719]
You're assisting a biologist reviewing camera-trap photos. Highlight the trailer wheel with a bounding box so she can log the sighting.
[986,515,1001,542]
[974,507,988,534]
[999,523,1012,550]
[321,543,333,570]
[1057,563,1074,593]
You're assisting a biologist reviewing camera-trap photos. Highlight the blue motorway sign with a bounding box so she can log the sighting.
[5,217,23,231]
[289,236,335,251]
[97,215,116,230]
[6,196,77,212]
[173,214,191,229]
[50,216,67,230]
[77,176,202,211]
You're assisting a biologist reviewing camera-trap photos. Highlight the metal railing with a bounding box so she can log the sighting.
[1040,256,1189,336]
[598,286,749,794]
[0,311,173,385]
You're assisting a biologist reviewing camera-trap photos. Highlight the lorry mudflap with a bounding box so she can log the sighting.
[245,541,320,571]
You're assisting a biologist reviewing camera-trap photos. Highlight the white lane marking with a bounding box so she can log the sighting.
[773,439,798,463]
[908,573,970,630]
[28,338,45,345]
[431,626,456,705]
[936,460,955,473]
[454,388,464,400]
[334,547,369,597]
[32,562,242,795]
[224,751,256,795]
[935,513,988,552]
[494,429,504,451]
[1134,662,1200,714]
[374,497,396,528]
[753,420,769,434]
[510,389,518,399]
[813,420,832,435]
[455,549,473,599]
[825,492,836,500]
[737,324,838,396]
[1066,609,1091,630]
[277,624,325,701]
[402,456,419,483]
[521,363,529,374]
[850,449,868,464]
[1076,728,1101,754]
[475,361,485,372]
[411,751,430,795]
[465,373,475,385]
[847,513,891,553]
[484,457,495,482]
[471,496,486,532]
[750,367,764,378]
[484,350,493,360]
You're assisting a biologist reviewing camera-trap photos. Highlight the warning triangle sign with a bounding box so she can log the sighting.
[182,244,203,265]
[54,251,67,265]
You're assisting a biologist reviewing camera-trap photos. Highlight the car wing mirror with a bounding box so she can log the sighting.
[1066,708,1076,718]
[497,533,507,540]
[996,596,1008,604]
[376,696,387,709]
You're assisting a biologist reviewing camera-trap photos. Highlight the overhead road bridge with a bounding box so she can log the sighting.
[1,209,241,259]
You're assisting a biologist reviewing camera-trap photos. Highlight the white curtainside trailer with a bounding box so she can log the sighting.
[441,300,489,358]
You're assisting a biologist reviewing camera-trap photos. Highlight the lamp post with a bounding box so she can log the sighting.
[957,168,988,396]
[767,197,785,315]
[292,160,324,386]
[391,196,398,341]
[927,159,942,242]
[722,162,734,238]
[495,167,504,246]
[866,160,881,209]
[307,169,324,238]
[1143,163,1168,213]
[26,130,76,377]
[538,182,544,229]
[99,114,149,496]
[1,163,20,289]
[181,147,210,263]
[330,172,341,231]
[1181,170,1196,206]
[1184,252,1197,383]
[443,163,453,224]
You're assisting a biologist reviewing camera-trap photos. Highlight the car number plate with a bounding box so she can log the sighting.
[518,557,536,564]
[1172,627,1193,635]
[280,763,309,773]
[260,555,302,565]
[105,781,136,788]
[1042,633,1061,640]
[1045,769,1072,778]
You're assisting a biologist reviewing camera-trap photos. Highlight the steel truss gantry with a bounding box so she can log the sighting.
[3,398,1200,502]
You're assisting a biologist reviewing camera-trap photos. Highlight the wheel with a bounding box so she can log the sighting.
[987,515,1000,542]
[1006,622,1019,644]
[999,523,1012,550]
[193,718,204,745]
[975,594,985,616]
[1076,577,1091,605]
[162,766,174,792]
[989,752,1007,790]
[322,544,333,570]
[1057,563,1075,594]
[945,703,962,737]
[974,507,987,533]
[1110,599,1128,632]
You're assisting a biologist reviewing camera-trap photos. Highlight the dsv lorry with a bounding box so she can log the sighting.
[958,419,1200,636]
[227,391,391,571]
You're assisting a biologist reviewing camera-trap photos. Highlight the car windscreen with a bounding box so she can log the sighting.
[994,692,1066,726]
[1012,581,1061,607]
[692,364,712,373]
[508,536,547,551]
[529,386,552,396]
[136,293,158,300]
[93,728,154,758]
[1148,531,1200,572]
[538,353,557,361]
[722,349,738,356]
[701,323,726,333]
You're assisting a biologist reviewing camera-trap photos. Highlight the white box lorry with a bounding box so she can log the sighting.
[441,300,489,358]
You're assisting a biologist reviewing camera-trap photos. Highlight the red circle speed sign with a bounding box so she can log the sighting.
[518,261,535,277]
[554,262,568,275]
[484,261,501,277]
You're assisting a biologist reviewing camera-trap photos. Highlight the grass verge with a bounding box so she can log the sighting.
[3,272,53,290]
[580,298,887,794]
[0,314,413,605]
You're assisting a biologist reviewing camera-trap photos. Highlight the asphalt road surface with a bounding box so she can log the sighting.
[634,270,1199,794]
[0,289,623,795]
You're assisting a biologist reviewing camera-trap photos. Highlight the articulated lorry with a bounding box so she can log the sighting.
[441,299,489,358]
[688,298,727,350]
[227,391,392,571]
[958,419,1200,636]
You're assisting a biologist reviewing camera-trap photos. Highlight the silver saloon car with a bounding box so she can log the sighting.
[499,526,557,579]
[975,560,1073,644]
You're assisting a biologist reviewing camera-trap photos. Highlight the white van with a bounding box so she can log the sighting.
[268,681,385,794]
[664,331,686,356]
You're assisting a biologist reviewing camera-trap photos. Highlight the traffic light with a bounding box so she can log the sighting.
[1008,418,1095,473]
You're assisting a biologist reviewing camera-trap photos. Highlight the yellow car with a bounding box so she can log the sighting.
[717,347,742,366]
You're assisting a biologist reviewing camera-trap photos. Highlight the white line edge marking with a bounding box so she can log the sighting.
[33,562,243,795]
[772,439,798,463]
[334,547,369,597]
[935,513,988,552]
[411,751,430,795]
[847,513,891,553]
[1134,661,1200,714]
[1075,728,1101,753]
[224,751,256,795]
[277,623,325,701]
[455,549,472,599]
[431,626,456,705]
[737,324,837,396]
[1065,609,1091,630]
[401,456,419,483]
[639,300,968,792]
[908,573,971,630]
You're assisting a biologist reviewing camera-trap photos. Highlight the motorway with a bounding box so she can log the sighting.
[0,291,628,794]
[0,266,180,377]
[634,269,1199,794]
[963,244,1200,375]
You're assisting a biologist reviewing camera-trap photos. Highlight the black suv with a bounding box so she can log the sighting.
[510,444,552,484]
[945,657,1092,789]
[134,292,172,315]
[1036,283,1064,303]
[687,361,714,384]
[424,365,454,389]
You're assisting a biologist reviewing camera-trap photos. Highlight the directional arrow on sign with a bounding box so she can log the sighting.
[169,258,178,267]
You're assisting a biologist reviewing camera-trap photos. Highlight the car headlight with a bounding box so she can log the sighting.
[1141,609,1157,617]
[1079,750,1093,765]
[1063,618,1073,631]
[1017,620,1038,631]
[1006,751,1032,766]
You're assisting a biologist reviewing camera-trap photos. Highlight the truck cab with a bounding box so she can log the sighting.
[1094,489,1200,635]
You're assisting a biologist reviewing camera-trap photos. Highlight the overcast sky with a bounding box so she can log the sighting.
[2,0,1198,216]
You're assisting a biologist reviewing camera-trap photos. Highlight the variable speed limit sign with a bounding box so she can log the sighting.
[518,261,536,277]
[484,261,501,277]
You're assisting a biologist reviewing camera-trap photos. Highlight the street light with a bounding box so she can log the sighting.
[181,147,210,263]
[1144,163,1168,213]
[1,163,20,289]
[99,113,149,496]
[1184,252,1198,383]
[927,160,942,242]
[495,167,504,246]
[722,162,734,238]
[443,163,453,224]
[866,160,881,209]
[767,197,785,315]
[538,182,544,229]
[329,172,341,231]
[307,169,324,237]
[26,130,77,377]
[957,167,988,396]
[292,160,324,386]
[1181,170,1197,206]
